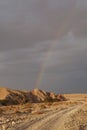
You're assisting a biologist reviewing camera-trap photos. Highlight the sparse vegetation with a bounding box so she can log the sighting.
[0,108,3,114]
[0,93,86,130]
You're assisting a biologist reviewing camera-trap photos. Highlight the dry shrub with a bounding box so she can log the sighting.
[84,96,87,98]
[36,111,44,114]
[0,108,3,114]
[23,103,32,109]
[47,102,53,106]
[14,110,21,114]
[53,102,59,106]
[40,104,47,109]
[65,101,78,106]
[32,110,44,115]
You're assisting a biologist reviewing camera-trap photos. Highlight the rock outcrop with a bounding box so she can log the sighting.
[0,87,66,105]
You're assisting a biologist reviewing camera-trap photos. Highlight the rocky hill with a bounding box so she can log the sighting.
[0,87,66,106]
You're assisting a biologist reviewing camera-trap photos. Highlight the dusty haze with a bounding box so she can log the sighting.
[0,0,87,93]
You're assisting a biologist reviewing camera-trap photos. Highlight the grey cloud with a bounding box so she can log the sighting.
[76,0,87,8]
[0,32,87,92]
[0,0,87,93]
[0,0,87,51]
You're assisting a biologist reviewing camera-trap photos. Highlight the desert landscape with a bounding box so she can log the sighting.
[0,0,87,130]
[0,87,87,130]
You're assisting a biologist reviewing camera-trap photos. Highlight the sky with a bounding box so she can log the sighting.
[0,0,87,93]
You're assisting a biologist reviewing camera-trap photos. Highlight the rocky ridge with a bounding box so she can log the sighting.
[0,87,66,106]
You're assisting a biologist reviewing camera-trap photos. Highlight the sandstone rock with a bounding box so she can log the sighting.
[0,87,66,105]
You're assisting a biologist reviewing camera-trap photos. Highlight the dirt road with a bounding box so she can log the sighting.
[13,102,87,130]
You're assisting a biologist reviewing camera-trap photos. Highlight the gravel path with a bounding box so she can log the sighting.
[0,101,87,130]
[14,103,86,130]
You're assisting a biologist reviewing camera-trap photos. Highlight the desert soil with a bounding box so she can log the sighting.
[0,94,87,130]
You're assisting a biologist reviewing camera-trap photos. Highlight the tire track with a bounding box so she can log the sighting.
[14,104,83,130]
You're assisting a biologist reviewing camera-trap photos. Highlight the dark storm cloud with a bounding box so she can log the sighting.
[0,33,87,93]
[0,0,80,50]
[0,0,87,93]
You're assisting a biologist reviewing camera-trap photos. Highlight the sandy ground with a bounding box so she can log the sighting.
[0,94,87,130]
